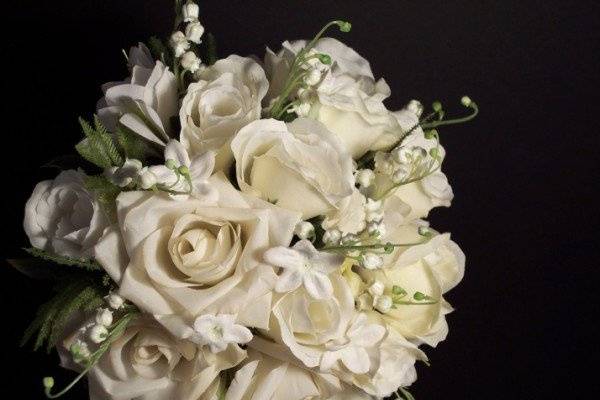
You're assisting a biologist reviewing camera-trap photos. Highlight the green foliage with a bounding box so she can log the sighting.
[148,36,171,66]
[75,116,123,169]
[24,248,102,272]
[205,33,218,65]
[116,126,158,162]
[21,276,107,353]
[84,175,121,222]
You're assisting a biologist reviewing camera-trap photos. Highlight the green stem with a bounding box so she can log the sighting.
[422,103,479,129]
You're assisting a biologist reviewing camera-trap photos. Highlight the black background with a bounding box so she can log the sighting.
[2,1,598,399]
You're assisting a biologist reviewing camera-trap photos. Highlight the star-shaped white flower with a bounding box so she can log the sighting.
[192,314,253,353]
[264,240,343,300]
[320,313,386,374]
[150,139,217,201]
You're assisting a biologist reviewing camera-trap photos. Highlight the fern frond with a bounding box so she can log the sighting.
[84,175,120,222]
[75,116,124,169]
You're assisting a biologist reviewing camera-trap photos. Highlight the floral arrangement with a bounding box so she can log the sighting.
[12,1,477,399]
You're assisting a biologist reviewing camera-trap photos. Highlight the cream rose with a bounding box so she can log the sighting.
[231,117,355,219]
[24,170,109,259]
[224,346,371,400]
[69,316,244,400]
[379,105,453,221]
[94,173,301,333]
[98,44,177,145]
[266,274,355,368]
[180,55,269,171]
[265,38,400,158]
[360,224,465,347]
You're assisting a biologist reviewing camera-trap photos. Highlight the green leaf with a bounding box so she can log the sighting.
[205,33,218,65]
[116,126,159,162]
[84,175,121,223]
[24,248,102,272]
[148,36,171,65]
[21,277,102,352]
[75,117,124,169]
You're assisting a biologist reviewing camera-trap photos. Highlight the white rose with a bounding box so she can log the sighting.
[265,38,400,158]
[65,316,245,400]
[267,274,355,368]
[24,170,109,259]
[231,118,355,219]
[94,173,301,333]
[380,105,453,221]
[224,346,371,400]
[180,55,269,171]
[360,224,465,347]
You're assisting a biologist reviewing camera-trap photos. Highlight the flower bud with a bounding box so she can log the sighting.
[362,253,383,270]
[406,99,424,117]
[294,221,315,240]
[304,69,322,86]
[105,293,124,310]
[375,295,393,313]
[356,169,375,188]
[139,168,158,189]
[43,377,54,390]
[368,281,385,297]
[461,96,472,107]
[182,1,200,22]
[322,229,341,245]
[95,308,114,327]
[185,21,205,44]
[367,221,386,237]
[391,165,410,184]
[341,233,359,245]
[89,325,109,344]
[170,31,190,58]
[181,51,201,73]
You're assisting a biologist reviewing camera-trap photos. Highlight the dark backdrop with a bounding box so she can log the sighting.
[1,1,598,399]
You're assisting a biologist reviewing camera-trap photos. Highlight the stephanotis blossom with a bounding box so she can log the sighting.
[192,314,253,353]
[264,240,343,300]
[148,139,217,201]
[321,313,386,374]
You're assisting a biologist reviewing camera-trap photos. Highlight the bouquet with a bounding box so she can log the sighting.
[12,1,478,399]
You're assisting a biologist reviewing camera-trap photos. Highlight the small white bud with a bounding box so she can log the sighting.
[181,51,201,73]
[294,221,315,240]
[375,295,393,313]
[366,210,384,223]
[406,99,424,117]
[95,308,114,327]
[297,87,312,102]
[185,21,205,44]
[182,1,200,22]
[89,325,109,344]
[341,233,359,245]
[289,102,311,117]
[367,221,386,237]
[105,293,124,310]
[322,229,341,245]
[170,31,190,58]
[368,281,385,297]
[461,96,472,107]
[365,198,382,212]
[391,165,411,184]
[362,253,384,270]
[356,169,375,188]
[356,293,374,311]
[391,147,412,165]
[139,168,158,189]
[70,340,91,364]
[304,69,322,86]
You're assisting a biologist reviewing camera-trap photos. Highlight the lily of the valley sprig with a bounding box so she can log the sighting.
[11,1,475,399]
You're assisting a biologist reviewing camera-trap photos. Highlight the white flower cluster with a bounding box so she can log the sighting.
[21,4,475,399]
